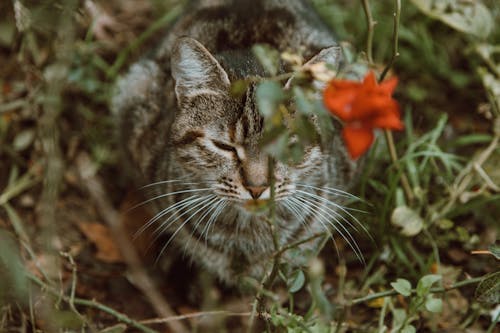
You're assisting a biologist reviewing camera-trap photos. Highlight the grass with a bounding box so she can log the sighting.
[0,0,499,332]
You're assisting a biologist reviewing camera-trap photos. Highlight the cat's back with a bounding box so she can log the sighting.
[156,0,336,61]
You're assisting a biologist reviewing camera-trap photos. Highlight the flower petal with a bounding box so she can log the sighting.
[342,126,374,159]
[323,87,357,121]
[362,71,377,89]
[370,113,404,130]
[379,76,398,96]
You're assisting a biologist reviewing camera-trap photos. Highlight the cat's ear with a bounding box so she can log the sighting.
[285,46,342,90]
[171,37,230,100]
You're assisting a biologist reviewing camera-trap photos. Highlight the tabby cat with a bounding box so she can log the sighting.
[112,0,359,285]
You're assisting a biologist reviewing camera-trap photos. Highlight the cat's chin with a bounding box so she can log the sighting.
[240,199,271,216]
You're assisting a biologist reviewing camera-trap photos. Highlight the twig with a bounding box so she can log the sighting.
[76,153,189,333]
[274,232,326,258]
[379,0,401,81]
[350,276,483,305]
[140,311,254,324]
[384,130,415,203]
[28,273,156,333]
[360,0,376,64]
[262,158,281,290]
[59,252,96,332]
[381,0,414,204]
[248,158,282,332]
[361,0,414,204]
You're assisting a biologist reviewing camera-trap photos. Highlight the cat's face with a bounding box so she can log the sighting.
[170,37,336,211]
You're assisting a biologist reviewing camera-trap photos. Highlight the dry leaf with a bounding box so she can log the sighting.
[119,191,154,258]
[77,222,123,263]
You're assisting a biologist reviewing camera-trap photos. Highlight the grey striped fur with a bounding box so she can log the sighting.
[112,0,359,285]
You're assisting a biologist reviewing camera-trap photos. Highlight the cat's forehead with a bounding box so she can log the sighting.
[175,84,263,141]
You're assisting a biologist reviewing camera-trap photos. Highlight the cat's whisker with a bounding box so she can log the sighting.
[187,198,227,254]
[295,183,362,201]
[156,195,218,262]
[127,187,213,212]
[184,197,225,253]
[287,196,341,259]
[141,195,212,254]
[203,200,229,244]
[295,189,373,241]
[134,194,204,239]
[287,196,325,237]
[295,190,361,233]
[293,194,365,264]
[282,199,305,222]
[294,195,363,263]
[153,194,217,238]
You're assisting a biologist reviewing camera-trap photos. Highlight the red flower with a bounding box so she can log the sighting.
[323,71,404,159]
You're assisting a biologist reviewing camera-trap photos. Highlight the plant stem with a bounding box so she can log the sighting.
[273,232,325,258]
[350,276,483,305]
[263,158,280,291]
[361,0,375,64]
[28,274,157,333]
[384,130,414,203]
[248,158,280,331]
[379,0,401,81]
[361,0,413,204]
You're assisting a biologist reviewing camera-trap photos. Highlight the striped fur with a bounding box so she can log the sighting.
[113,0,359,285]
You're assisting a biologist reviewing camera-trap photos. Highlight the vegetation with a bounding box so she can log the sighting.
[0,0,498,332]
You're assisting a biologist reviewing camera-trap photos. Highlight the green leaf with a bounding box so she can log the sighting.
[52,310,85,330]
[288,270,306,293]
[416,274,441,297]
[410,0,493,39]
[293,87,313,115]
[425,297,443,313]
[401,325,416,333]
[289,141,304,164]
[255,81,285,118]
[260,125,287,147]
[391,278,412,297]
[252,44,280,76]
[0,230,29,304]
[230,79,249,98]
[390,206,424,236]
[488,243,500,260]
[13,129,35,152]
[391,308,407,329]
[262,131,289,161]
[294,115,318,145]
[3,203,30,243]
[475,271,500,304]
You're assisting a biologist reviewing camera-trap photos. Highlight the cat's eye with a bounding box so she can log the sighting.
[212,140,236,153]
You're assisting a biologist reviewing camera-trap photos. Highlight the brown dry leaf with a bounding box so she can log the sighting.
[77,222,123,263]
[119,191,154,258]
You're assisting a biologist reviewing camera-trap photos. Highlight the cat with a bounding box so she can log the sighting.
[112,0,359,286]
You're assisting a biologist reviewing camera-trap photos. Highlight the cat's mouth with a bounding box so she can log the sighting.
[243,199,270,214]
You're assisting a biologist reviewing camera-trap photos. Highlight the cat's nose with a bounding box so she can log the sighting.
[246,186,267,199]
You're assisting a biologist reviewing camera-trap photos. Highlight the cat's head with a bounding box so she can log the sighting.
[169,37,349,211]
